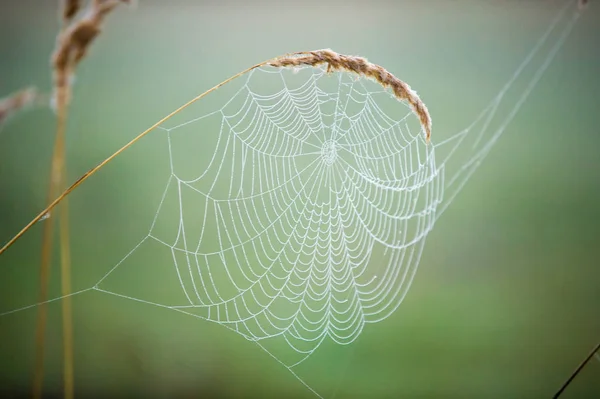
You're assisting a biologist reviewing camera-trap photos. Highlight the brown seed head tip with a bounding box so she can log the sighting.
[269,49,433,142]
[52,0,133,108]
[578,0,589,10]
[62,0,81,22]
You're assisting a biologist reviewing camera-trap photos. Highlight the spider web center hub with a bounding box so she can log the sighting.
[321,139,337,166]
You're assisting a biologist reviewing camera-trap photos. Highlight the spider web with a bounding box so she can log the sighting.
[0,1,583,397]
[95,64,441,382]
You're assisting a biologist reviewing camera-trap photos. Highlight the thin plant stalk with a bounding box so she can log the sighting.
[31,217,53,399]
[59,171,74,399]
[55,35,75,399]
[33,96,69,399]
[55,8,75,395]
[33,66,74,399]
[553,341,600,398]
[55,77,74,399]
[32,2,76,392]
[32,0,134,394]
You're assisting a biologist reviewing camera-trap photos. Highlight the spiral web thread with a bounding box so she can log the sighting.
[0,1,582,397]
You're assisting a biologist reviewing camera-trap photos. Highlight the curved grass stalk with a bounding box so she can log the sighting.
[0,49,431,257]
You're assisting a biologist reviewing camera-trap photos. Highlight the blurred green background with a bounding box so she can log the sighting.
[1,1,599,398]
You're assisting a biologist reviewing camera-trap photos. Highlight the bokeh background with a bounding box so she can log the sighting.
[1,0,599,398]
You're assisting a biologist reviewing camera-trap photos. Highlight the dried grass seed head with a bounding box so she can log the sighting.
[269,49,432,142]
[62,0,81,22]
[52,0,131,107]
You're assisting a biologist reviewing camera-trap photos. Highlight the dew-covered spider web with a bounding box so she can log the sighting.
[0,1,584,397]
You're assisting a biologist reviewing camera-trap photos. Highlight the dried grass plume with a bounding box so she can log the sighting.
[269,49,432,142]
[62,0,81,22]
[53,0,133,107]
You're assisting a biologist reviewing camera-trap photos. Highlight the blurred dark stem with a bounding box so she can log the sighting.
[553,341,600,398]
